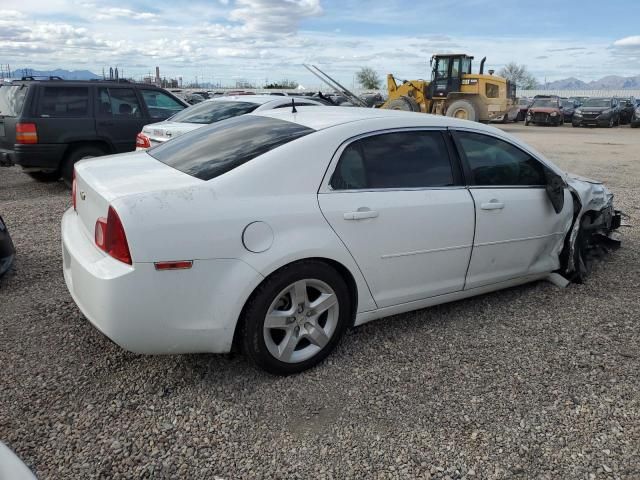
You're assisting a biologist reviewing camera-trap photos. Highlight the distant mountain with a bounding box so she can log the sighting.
[543,75,640,90]
[13,68,100,80]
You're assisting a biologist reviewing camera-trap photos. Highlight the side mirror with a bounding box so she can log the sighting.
[545,170,566,214]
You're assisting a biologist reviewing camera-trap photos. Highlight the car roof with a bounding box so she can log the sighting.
[210,95,314,106]
[251,106,502,132]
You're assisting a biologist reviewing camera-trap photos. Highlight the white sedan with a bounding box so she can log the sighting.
[63,107,621,374]
[135,95,327,150]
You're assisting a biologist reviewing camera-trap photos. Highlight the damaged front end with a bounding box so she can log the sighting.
[561,174,623,282]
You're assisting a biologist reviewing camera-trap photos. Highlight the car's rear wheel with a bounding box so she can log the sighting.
[241,260,351,375]
[61,145,108,187]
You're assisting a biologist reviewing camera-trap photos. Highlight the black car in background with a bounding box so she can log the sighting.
[516,97,532,121]
[561,98,577,122]
[631,102,640,128]
[0,78,188,183]
[573,97,620,128]
[0,215,15,278]
[617,97,636,124]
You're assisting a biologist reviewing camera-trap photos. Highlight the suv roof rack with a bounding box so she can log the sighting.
[21,76,64,81]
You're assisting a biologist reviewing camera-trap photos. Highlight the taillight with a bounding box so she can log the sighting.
[94,206,132,265]
[72,169,77,211]
[136,132,151,149]
[16,123,38,144]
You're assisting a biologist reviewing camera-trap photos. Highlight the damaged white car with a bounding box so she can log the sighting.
[62,107,621,374]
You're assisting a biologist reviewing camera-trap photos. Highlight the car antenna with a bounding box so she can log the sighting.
[291,98,297,114]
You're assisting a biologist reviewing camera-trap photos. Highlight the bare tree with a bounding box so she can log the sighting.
[499,62,538,89]
[356,67,381,90]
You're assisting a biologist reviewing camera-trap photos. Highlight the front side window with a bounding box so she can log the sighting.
[330,131,454,190]
[140,89,185,120]
[40,87,89,117]
[485,83,499,98]
[434,58,450,80]
[170,101,258,124]
[148,115,314,181]
[455,131,546,186]
[98,88,141,118]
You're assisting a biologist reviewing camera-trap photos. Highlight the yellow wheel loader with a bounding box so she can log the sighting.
[383,54,517,122]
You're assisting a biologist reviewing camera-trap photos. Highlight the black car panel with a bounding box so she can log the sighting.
[0,79,188,180]
[0,215,15,278]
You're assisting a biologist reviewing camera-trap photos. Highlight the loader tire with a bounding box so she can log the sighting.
[445,100,477,122]
[384,96,421,112]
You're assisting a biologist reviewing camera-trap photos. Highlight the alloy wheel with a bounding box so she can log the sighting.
[263,279,339,364]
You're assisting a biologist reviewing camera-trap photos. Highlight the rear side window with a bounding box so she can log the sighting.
[169,101,258,124]
[98,88,142,118]
[149,115,314,181]
[140,90,185,120]
[0,85,28,116]
[455,131,546,186]
[40,87,89,117]
[330,131,454,190]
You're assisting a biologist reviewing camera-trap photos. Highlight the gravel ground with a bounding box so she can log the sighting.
[1,124,639,479]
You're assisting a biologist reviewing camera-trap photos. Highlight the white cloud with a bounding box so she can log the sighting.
[230,0,322,35]
[94,7,158,21]
[613,36,640,48]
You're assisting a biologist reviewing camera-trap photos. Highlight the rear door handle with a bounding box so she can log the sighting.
[480,200,505,210]
[344,208,379,220]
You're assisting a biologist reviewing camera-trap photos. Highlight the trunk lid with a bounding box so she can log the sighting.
[74,151,202,237]
[141,121,204,147]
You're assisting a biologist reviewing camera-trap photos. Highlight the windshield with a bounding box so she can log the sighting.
[562,100,574,108]
[531,98,558,108]
[518,98,530,106]
[149,115,314,181]
[169,101,259,124]
[582,98,611,108]
[0,85,28,116]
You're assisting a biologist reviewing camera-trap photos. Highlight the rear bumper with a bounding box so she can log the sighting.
[2,144,67,171]
[61,208,262,354]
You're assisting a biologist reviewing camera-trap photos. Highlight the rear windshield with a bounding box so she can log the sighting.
[149,115,315,181]
[169,100,258,124]
[0,85,28,116]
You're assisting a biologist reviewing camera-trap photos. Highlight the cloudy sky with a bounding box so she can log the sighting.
[1,0,639,87]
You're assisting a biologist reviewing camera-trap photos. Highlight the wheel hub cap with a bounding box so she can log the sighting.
[263,279,339,364]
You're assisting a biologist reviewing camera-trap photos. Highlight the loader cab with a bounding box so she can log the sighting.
[428,54,473,99]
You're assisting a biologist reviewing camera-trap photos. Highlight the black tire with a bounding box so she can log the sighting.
[525,119,530,126]
[384,96,421,112]
[570,216,593,284]
[26,170,61,182]
[445,99,477,122]
[61,145,107,187]
[631,122,639,129]
[241,260,352,375]
[607,117,614,128]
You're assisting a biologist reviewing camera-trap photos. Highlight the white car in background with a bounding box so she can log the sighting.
[135,95,326,149]
[63,107,621,374]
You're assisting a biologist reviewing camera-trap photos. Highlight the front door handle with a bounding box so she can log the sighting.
[344,208,379,220]
[480,200,505,210]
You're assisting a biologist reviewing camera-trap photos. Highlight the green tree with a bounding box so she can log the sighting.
[356,67,381,89]
[498,62,538,89]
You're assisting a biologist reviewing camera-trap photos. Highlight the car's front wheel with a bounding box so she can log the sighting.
[241,260,351,375]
